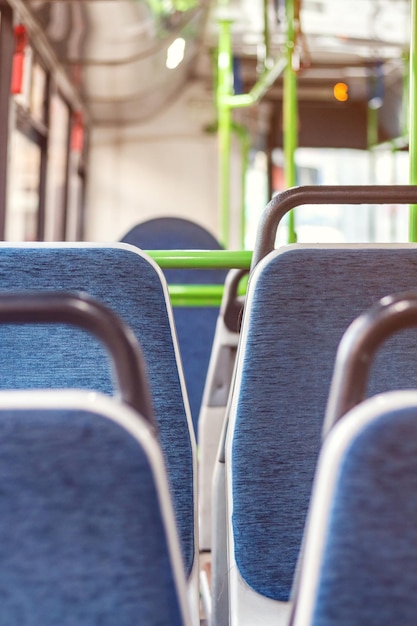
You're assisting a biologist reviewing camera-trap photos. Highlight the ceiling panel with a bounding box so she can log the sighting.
[11,0,413,125]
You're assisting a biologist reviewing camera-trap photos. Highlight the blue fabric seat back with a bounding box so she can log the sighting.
[122,217,227,433]
[0,245,194,576]
[231,245,417,601]
[300,399,417,626]
[0,405,185,626]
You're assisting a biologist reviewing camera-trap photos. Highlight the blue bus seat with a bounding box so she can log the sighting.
[291,391,417,626]
[225,244,417,626]
[293,291,417,625]
[0,243,197,610]
[0,389,192,626]
[121,217,228,435]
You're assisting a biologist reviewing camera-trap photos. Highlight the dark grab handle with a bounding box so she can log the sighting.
[324,292,417,435]
[222,268,248,334]
[0,292,155,428]
[251,185,417,270]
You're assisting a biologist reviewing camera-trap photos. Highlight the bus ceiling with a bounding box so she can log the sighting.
[6,1,410,127]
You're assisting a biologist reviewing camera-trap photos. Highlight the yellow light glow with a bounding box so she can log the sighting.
[333,82,349,102]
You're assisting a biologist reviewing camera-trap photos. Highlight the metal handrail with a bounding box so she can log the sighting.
[0,292,155,428]
[324,291,417,434]
[251,185,417,270]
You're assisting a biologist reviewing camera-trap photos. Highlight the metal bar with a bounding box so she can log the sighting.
[409,0,417,241]
[0,292,154,426]
[252,185,417,268]
[324,292,417,434]
[221,57,287,108]
[367,105,378,240]
[37,72,51,241]
[367,105,379,149]
[146,249,252,269]
[0,5,13,239]
[284,0,298,243]
[263,0,270,63]
[169,285,224,307]
[170,285,225,297]
[169,282,247,307]
[402,52,409,139]
[217,16,233,247]
[231,123,251,248]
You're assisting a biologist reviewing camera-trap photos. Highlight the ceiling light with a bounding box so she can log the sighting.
[166,37,186,69]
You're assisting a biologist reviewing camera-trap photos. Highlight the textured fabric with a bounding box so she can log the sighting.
[311,406,417,626]
[0,407,184,626]
[0,246,193,575]
[122,217,227,434]
[232,247,417,600]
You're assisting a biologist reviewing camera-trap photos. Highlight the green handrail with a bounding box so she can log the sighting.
[146,249,251,306]
[146,249,252,268]
[169,285,226,307]
[169,280,247,307]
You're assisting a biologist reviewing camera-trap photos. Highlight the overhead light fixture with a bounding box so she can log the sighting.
[166,37,186,69]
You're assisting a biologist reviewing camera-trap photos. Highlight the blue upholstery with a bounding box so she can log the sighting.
[0,404,185,625]
[122,217,227,434]
[231,246,417,601]
[303,401,417,626]
[0,245,194,575]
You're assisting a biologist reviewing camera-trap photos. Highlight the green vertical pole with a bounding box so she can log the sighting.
[263,0,271,63]
[240,132,250,248]
[409,0,417,241]
[217,16,234,248]
[284,0,297,243]
[232,124,251,249]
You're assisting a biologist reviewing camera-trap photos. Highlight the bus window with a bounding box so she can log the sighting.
[6,130,41,242]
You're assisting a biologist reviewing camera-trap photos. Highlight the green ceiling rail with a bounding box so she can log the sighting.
[146,249,252,269]
[409,0,417,241]
[220,58,287,109]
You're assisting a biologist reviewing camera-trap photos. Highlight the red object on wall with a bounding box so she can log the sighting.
[11,25,28,95]
[71,111,84,152]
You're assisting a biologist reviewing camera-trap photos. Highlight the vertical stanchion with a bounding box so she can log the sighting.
[409,0,417,241]
[232,124,251,249]
[0,6,13,240]
[284,0,298,243]
[217,15,233,248]
[367,104,378,241]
